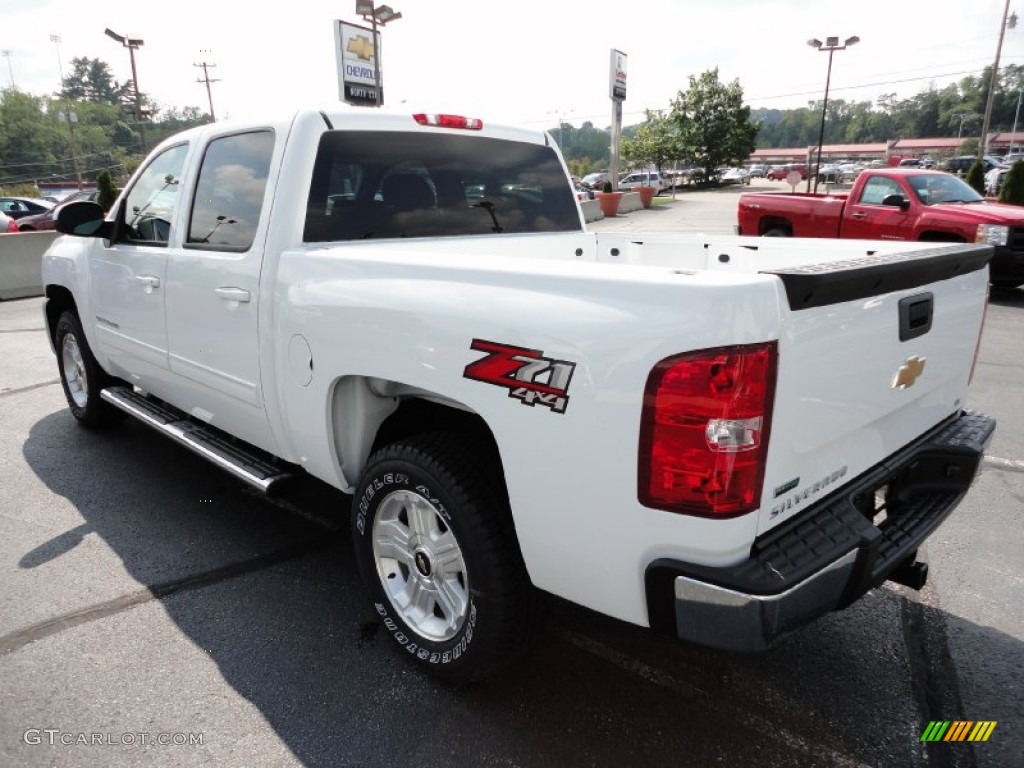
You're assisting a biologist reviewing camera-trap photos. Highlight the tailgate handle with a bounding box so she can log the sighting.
[899,292,933,341]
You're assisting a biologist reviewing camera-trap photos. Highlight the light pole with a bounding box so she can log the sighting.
[979,1,1015,158]
[50,35,84,190]
[356,2,402,107]
[1,50,14,88]
[807,35,859,193]
[1012,85,1023,154]
[953,112,979,140]
[104,27,147,153]
[546,109,575,148]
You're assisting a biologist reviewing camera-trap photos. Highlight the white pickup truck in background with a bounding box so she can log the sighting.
[42,109,995,682]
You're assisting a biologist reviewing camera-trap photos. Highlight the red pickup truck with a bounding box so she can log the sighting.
[737,168,1024,287]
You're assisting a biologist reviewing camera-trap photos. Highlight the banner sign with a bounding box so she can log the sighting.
[335,20,381,106]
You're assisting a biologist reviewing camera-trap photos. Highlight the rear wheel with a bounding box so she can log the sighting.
[55,311,122,428]
[763,227,790,237]
[352,433,538,683]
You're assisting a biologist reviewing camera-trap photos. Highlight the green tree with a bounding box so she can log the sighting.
[966,160,986,195]
[60,58,130,105]
[621,109,682,173]
[670,69,758,179]
[998,159,1024,204]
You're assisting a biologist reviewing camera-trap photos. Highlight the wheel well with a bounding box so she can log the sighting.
[918,231,965,243]
[759,217,792,236]
[372,398,496,457]
[44,285,78,347]
[329,376,503,489]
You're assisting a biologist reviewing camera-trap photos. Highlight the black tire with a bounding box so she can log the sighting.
[352,433,538,683]
[54,311,122,428]
[763,227,790,237]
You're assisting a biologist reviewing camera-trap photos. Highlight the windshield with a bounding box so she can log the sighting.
[907,174,984,205]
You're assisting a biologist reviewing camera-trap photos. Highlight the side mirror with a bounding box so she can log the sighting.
[881,193,911,211]
[55,201,112,238]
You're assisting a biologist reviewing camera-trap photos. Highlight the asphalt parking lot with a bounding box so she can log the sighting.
[2,186,1022,767]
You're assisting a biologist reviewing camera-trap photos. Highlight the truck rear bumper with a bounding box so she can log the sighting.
[644,410,996,652]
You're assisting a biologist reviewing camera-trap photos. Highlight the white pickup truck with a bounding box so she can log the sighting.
[42,109,995,682]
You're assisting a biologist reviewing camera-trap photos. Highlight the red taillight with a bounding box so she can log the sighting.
[5,218,18,233]
[638,342,777,518]
[412,113,483,130]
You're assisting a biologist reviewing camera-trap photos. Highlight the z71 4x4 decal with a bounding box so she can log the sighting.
[463,339,576,414]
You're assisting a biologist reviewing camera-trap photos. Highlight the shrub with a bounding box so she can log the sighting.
[998,160,1024,205]
[602,181,613,193]
[965,161,986,195]
[97,171,118,212]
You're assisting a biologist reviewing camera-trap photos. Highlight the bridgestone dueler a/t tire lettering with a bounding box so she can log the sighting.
[352,433,537,683]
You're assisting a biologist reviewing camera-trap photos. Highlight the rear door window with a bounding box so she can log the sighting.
[303,130,581,242]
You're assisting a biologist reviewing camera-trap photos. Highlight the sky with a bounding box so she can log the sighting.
[4,0,1022,132]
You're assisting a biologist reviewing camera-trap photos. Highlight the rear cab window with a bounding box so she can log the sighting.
[303,131,581,242]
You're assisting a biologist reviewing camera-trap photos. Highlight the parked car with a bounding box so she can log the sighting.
[0,197,54,220]
[618,171,667,193]
[16,190,99,231]
[985,167,1010,197]
[581,171,609,189]
[747,164,766,178]
[838,163,863,181]
[572,182,594,201]
[720,167,751,185]
[766,163,808,181]
[898,158,923,168]
[0,210,19,233]
[944,156,1000,174]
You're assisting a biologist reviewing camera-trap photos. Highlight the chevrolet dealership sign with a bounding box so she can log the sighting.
[335,20,381,106]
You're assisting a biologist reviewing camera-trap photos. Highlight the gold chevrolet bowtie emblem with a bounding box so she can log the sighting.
[347,35,376,61]
[892,356,926,390]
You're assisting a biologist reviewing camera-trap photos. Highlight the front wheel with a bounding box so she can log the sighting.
[352,433,538,683]
[763,228,790,237]
[55,311,122,428]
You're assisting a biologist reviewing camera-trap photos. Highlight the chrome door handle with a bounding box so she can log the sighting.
[215,287,251,303]
[849,212,868,219]
[135,274,160,292]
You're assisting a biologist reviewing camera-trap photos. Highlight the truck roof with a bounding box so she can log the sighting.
[153,108,552,152]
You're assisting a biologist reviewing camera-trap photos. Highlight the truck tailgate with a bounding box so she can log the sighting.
[755,243,991,535]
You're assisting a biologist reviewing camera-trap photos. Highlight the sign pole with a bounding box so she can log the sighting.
[609,49,627,191]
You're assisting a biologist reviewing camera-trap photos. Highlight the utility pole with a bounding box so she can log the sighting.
[193,61,219,121]
[979,0,1015,158]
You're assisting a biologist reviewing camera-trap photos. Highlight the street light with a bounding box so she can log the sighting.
[807,35,859,193]
[356,2,402,107]
[952,112,980,140]
[104,27,147,152]
[979,0,1015,158]
[1,50,14,88]
[546,109,574,148]
[50,34,83,189]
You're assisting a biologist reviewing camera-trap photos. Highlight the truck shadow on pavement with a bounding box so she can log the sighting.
[19,411,1020,768]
